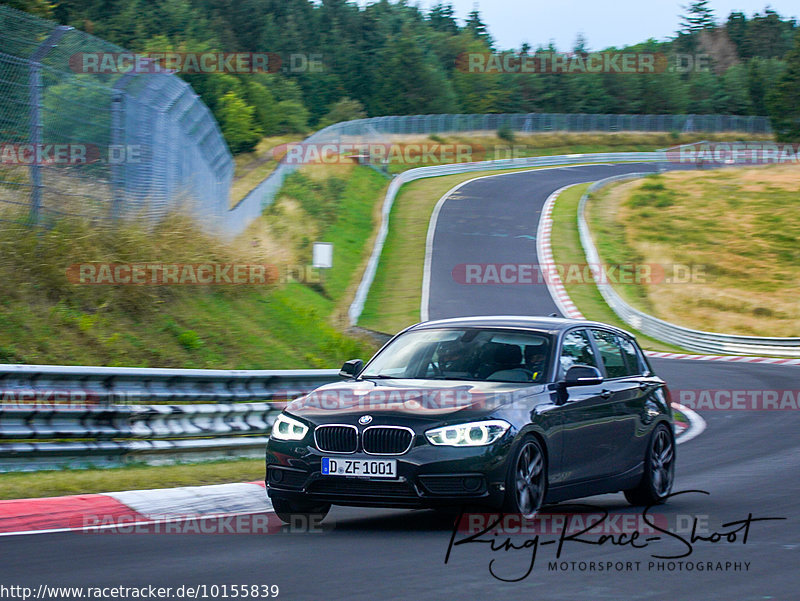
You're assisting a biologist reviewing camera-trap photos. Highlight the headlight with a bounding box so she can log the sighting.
[425,419,510,446]
[271,413,309,441]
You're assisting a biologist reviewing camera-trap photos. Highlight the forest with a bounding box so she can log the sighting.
[8,0,800,149]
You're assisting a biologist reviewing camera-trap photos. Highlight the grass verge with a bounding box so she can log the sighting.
[549,183,691,353]
[0,165,387,367]
[0,459,265,500]
[586,164,800,337]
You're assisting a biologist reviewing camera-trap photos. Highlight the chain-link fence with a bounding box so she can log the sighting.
[0,4,233,226]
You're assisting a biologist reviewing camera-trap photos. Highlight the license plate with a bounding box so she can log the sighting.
[321,457,397,479]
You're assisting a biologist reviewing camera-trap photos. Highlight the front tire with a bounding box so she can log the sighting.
[624,423,675,506]
[271,497,331,525]
[502,436,546,518]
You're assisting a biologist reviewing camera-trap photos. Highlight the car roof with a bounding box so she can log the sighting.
[408,315,636,339]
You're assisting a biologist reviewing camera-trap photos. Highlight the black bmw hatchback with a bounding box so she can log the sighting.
[266,316,675,523]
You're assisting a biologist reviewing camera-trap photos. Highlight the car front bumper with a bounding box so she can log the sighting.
[265,437,514,509]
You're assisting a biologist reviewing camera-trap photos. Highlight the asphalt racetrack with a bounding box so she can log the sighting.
[3,164,797,601]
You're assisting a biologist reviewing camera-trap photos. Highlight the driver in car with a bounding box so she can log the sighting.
[524,345,548,382]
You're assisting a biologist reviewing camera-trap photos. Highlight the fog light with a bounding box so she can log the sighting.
[270,468,284,483]
[462,476,481,492]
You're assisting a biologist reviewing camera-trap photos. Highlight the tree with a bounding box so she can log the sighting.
[746,9,796,59]
[465,9,493,49]
[573,33,589,53]
[680,1,716,34]
[275,99,310,134]
[697,28,739,74]
[676,1,716,53]
[318,97,367,128]
[5,0,52,18]
[448,31,501,113]
[718,63,753,113]
[244,80,281,136]
[726,11,750,58]
[766,32,800,141]
[747,59,767,115]
[428,3,458,35]
[217,91,262,153]
[370,25,458,115]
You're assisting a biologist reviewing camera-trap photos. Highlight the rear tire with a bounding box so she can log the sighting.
[502,436,546,518]
[271,497,331,525]
[624,423,675,506]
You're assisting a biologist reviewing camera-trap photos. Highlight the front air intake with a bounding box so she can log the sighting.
[314,425,358,453]
[362,426,414,455]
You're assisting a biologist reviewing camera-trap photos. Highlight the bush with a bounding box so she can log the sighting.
[276,100,310,134]
[218,91,263,154]
[317,97,367,128]
[497,125,515,142]
[177,330,203,350]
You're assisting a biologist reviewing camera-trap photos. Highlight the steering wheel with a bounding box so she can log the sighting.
[428,360,443,377]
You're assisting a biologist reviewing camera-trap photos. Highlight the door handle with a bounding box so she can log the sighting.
[600,389,612,400]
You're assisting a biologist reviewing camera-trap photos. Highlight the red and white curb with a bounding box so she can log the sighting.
[537,185,800,366]
[0,481,272,537]
[536,186,586,321]
[672,403,705,444]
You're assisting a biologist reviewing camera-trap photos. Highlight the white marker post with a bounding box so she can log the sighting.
[312,242,333,291]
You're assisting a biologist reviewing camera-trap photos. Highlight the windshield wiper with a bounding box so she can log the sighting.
[360,374,398,379]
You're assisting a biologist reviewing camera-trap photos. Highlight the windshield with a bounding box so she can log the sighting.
[360,328,552,383]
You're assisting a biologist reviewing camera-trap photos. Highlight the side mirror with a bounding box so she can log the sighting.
[339,359,364,379]
[562,365,603,387]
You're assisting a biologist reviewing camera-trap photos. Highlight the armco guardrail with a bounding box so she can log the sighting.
[578,174,800,356]
[348,151,668,325]
[0,365,340,471]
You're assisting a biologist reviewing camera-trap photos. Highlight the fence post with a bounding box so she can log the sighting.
[111,68,141,222]
[27,25,72,225]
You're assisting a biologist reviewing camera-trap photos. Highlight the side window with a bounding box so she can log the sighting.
[559,329,598,378]
[591,330,629,379]
[618,336,646,376]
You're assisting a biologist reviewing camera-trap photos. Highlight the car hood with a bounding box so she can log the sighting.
[284,378,545,424]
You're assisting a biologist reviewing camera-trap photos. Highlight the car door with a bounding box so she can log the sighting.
[588,328,644,475]
[615,334,668,468]
[556,328,621,484]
